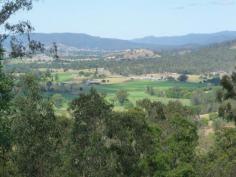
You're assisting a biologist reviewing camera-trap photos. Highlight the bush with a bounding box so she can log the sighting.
[209,112,218,121]
[178,74,188,82]
[116,89,129,105]
[146,86,155,96]
[212,118,226,131]
[197,118,209,128]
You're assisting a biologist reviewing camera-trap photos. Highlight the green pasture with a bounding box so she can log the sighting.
[94,80,204,93]
[50,79,207,114]
[53,72,77,82]
[81,80,206,107]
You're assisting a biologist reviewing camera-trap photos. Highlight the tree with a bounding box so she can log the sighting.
[51,94,65,109]
[1,0,44,57]
[0,42,13,177]
[217,72,236,124]
[69,89,113,177]
[0,67,13,111]
[55,73,59,82]
[164,117,198,176]
[204,77,221,86]
[46,80,53,91]
[0,116,13,177]
[6,20,45,57]
[137,99,166,121]
[178,74,188,82]
[69,90,160,177]
[0,1,42,176]
[195,71,236,177]
[50,42,59,60]
[0,69,13,176]
[116,89,128,105]
[197,128,236,177]
[12,75,61,177]
[146,86,155,96]
[137,99,198,177]
[9,37,26,58]
[105,109,158,177]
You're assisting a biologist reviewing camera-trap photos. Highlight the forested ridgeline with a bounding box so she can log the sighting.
[4,41,236,75]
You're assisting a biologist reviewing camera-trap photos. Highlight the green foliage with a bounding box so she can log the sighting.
[0,116,13,177]
[212,118,227,131]
[12,74,61,177]
[137,99,198,177]
[191,89,219,114]
[218,71,236,124]
[165,87,192,99]
[51,94,66,108]
[0,58,14,177]
[194,70,236,177]
[146,85,155,95]
[209,112,218,121]
[69,89,113,177]
[197,128,236,177]
[137,99,166,121]
[164,118,198,177]
[0,66,13,111]
[68,90,201,177]
[105,109,158,177]
[0,72,232,177]
[116,89,129,105]
[197,118,209,128]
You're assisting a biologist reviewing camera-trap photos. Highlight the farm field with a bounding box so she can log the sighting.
[56,79,207,112]
[93,80,204,93]
[7,59,210,112]
[93,80,205,107]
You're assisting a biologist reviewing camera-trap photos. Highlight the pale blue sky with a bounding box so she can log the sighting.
[8,0,236,39]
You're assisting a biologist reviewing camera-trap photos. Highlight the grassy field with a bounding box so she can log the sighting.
[79,80,206,109]
[48,75,207,113]
[53,72,78,82]
[94,80,204,93]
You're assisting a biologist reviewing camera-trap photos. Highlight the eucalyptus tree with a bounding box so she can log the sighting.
[0,0,44,57]
[12,74,61,177]
[0,1,45,176]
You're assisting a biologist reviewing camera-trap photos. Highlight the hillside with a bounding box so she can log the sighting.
[5,31,236,52]
[6,40,236,75]
[85,40,236,75]
[132,31,236,47]
[6,33,151,51]
[105,49,161,60]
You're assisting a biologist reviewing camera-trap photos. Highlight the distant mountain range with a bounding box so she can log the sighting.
[5,31,236,51]
[132,31,236,46]
[26,33,144,51]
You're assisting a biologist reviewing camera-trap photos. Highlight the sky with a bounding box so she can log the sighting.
[8,0,236,39]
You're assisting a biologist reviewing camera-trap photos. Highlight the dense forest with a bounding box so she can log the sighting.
[1,1,236,177]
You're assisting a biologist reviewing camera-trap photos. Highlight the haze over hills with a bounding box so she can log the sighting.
[6,31,236,51]
[132,31,236,46]
[27,33,145,51]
